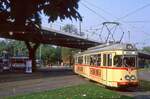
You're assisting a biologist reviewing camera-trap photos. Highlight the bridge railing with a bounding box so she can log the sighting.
[41,24,101,43]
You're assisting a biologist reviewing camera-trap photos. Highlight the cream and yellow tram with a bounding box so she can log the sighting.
[74,43,138,87]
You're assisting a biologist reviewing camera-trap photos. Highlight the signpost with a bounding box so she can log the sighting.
[26,60,32,73]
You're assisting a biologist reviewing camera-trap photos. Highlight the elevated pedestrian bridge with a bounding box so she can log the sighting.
[0,24,101,50]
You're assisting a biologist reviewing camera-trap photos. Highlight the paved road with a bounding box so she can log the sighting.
[139,70,150,81]
[0,68,150,99]
[0,68,88,98]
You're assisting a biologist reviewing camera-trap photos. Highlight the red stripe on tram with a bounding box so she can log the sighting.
[75,64,137,70]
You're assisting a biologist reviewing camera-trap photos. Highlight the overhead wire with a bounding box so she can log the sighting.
[82,1,150,44]
[122,20,150,23]
[80,2,108,21]
[82,0,121,39]
[81,0,126,43]
[125,24,150,45]
[129,24,150,37]
[82,0,120,20]
[115,3,150,44]
[118,25,125,42]
[117,3,150,21]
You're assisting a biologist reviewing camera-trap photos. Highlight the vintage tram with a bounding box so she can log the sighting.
[74,43,138,87]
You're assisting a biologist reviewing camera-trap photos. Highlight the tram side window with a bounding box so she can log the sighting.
[103,54,112,66]
[108,54,112,66]
[97,54,101,66]
[86,56,90,65]
[78,56,83,64]
[90,55,95,65]
[84,56,87,64]
[103,54,107,66]
[87,54,101,66]
[114,55,122,67]
[75,57,78,64]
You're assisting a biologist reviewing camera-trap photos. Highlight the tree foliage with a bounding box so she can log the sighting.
[0,0,82,28]
[0,40,61,65]
[142,46,150,53]
[36,45,61,64]
[61,24,80,65]
[0,40,28,56]
[62,24,78,33]
[0,0,82,68]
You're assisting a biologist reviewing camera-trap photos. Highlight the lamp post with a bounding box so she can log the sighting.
[39,44,42,61]
[79,16,84,36]
[79,21,81,36]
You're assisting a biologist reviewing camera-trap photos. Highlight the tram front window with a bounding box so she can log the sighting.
[123,56,136,67]
[114,55,122,67]
[114,55,136,67]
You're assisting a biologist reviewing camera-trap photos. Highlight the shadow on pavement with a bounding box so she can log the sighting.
[134,95,150,99]
[0,68,75,83]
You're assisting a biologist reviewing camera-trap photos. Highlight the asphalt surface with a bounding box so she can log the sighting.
[139,70,150,81]
[0,67,150,99]
[0,68,88,98]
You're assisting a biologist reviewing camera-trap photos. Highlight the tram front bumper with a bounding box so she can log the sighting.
[117,81,138,87]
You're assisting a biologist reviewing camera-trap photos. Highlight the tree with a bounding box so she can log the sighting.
[0,40,7,56]
[61,24,80,66]
[9,40,28,56]
[62,24,85,36]
[0,0,82,27]
[62,24,78,34]
[36,45,61,65]
[0,40,28,56]
[0,0,82,71]
[142,46,150,53]
[0,39,61,66]
[55,46,62,64]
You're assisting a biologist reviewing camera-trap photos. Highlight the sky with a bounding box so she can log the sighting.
[42,0,150,48]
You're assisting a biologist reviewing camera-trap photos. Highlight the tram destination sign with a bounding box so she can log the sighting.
[123,51,137,55]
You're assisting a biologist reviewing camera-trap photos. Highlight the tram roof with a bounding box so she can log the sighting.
[75,43,137,56]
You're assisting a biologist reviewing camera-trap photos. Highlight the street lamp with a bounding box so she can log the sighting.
[79,16,84,36]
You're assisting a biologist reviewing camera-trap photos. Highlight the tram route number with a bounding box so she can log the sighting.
[77,66,83,72]
[90,68,101,77]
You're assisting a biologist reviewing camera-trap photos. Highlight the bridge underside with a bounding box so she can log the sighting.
[0,24,101,72]
[0,24,100,50]
[138,52,150,59]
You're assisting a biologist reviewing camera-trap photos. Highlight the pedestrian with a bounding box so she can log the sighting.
[61,60,63,67]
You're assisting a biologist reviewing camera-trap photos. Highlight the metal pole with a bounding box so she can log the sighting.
[39,44,42,60]
[128,31,130,43]
[60,26,61,30]
[79,21,81,36]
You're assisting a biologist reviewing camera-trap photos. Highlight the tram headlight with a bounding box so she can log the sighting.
[125,75,130,80]
[126,44,133,49]
[131,75,136,80]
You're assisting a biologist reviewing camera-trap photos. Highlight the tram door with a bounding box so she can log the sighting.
[103,53,113,85]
